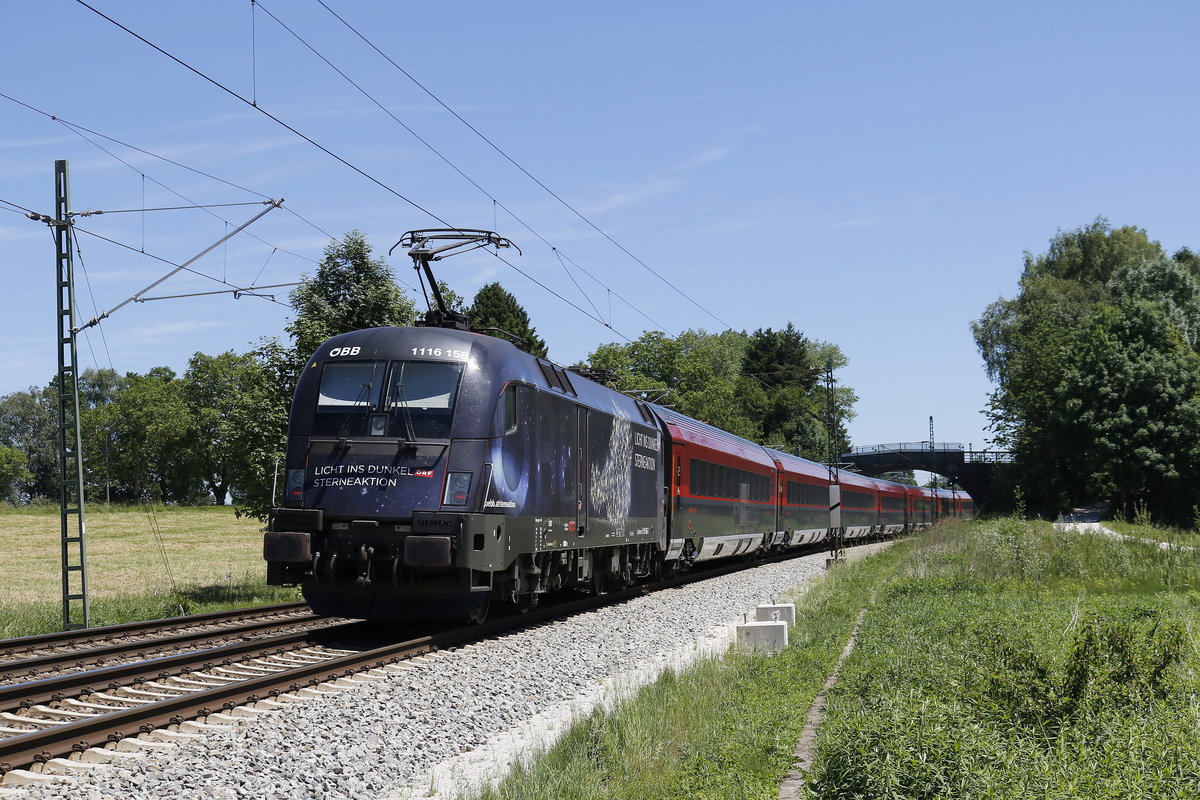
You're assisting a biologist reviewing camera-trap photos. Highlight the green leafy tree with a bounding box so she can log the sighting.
[93,368,197,503]
[287,230,417,359]
[181,351,265,506]
[0,445,31,504]
[587,327,855,457]
[973,219,1200,521]
[231,339,295,517]
[1058,299,1200,519]
[468,282,548,358]
[0,386,58,501]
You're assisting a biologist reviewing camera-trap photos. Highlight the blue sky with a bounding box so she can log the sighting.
[2,1,1196,456]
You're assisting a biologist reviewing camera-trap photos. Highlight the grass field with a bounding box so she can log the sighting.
[0,505,300,638]
[473,520,1200,800]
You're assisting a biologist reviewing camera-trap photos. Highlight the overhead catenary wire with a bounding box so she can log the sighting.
[64,0,638,340]
[74,200,285,331]
[35,96,334,255]
[250,0,657,335]
[72,0,452,227]
[314,0,733,332]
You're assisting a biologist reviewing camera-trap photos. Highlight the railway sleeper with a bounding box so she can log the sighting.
[26,705,93,720]
[180,673,239,685]
[118,686,179,700]
[41,756,107,774]
[112,737,174,752]
[0,768,75,787]
[249,656,310,669]
[165,676,232,689]
[60,698,131,713]
[0,712,68,728]
[141,681,195,695]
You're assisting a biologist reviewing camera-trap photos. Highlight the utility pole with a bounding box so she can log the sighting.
[929,415,938,525]
[825,358,845,567]
[54,160,90,630]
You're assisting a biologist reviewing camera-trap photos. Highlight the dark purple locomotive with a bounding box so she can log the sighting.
[264,324,666,620]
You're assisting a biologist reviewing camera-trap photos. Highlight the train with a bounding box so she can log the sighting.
[263,324,975,621]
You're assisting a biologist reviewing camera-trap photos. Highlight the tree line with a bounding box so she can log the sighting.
[0,230,850,515]
[974,219,1200,523]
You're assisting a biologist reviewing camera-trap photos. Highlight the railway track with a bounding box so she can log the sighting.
[0,602,312,663]
[0,541,864,786]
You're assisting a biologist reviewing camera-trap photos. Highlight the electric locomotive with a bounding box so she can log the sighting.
[263,324,667,620]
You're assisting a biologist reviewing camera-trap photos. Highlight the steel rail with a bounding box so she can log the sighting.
[0,612,326,686]
[0,622,363,714]
[0,602,311,657]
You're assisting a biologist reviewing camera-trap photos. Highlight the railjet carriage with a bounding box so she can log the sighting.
[263,229,974,621]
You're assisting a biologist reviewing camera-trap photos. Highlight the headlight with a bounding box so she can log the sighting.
[443,472,472,507]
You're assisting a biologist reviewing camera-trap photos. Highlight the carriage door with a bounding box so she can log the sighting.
[576,406,588,535]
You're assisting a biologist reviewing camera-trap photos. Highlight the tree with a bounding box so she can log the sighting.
[586,326,856,459]
[468,282,548,358]
[1057,299,1200,519]
[972,219,1200,521]
[0,445,31,504]
[287,230,417,359]
[0,386,58,500]
[94,368,197,503]
[181,351,265,506]
[230,339,295,518]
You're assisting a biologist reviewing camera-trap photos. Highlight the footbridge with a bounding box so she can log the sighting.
[840,442,1013,509]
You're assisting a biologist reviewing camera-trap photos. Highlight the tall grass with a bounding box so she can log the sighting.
[808,519,1200,799]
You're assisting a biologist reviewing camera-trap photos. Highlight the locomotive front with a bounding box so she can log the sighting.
[263,326,510,620]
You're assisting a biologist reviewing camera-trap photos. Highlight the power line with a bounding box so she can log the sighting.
[72,0,451,227]
[314,0,732,331]
[255,0,658,336]
[71,1,662,343]
[0,92,335,260]
[68,223,294,316]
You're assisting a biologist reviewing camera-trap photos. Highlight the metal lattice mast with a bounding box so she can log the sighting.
[54,160,90,630]
[825,358,845,565]
[929,415,938,525]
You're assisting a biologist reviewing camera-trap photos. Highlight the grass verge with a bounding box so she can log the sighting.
[0,505,300,638]
[470,520,1200,799]
[470,543,905,800]
[808,519,1200,799]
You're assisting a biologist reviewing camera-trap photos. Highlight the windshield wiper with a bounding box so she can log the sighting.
[394,371,418,442]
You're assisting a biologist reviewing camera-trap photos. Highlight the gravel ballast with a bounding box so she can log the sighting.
[15,544,889,800]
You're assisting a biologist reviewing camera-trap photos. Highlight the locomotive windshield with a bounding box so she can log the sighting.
[314,360,464,440]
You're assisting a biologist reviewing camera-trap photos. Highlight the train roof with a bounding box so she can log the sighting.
[649,403,776,470]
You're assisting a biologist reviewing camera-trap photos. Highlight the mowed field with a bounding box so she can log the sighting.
[0,506,297,636]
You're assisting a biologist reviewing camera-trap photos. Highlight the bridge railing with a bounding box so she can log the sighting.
[843,442,1014,464]
[845,442,964,456]
[965,450,1015,463]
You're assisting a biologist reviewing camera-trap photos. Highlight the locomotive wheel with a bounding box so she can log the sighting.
[591,568,607,596]
[516,592,539,613]
[467,596,490,624]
